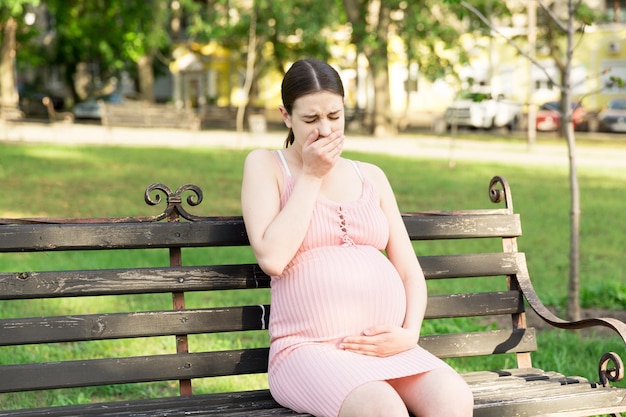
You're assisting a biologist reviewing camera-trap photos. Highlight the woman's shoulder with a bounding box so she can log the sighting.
[244,148,278,166]
[352,159,388,181]
[246,148,277,159]
[243,149,284,181]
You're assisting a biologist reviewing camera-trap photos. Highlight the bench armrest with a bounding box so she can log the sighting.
[516,262,626,343]
[515,255,626,384]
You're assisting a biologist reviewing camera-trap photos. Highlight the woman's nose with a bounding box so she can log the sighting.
[318,119,332,136]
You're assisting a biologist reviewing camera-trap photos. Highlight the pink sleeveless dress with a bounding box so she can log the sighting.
[268,151,450,417]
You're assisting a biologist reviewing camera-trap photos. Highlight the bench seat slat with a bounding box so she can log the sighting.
[403,214,522,239]
[420,253,520,279]
[0,221,249,252]
[0,305,271,345]
[1,292,522,345]
[0,214,521,253]
[0,390,306,417]
[427,291,523,318]
[473,377,593,401]
[419,328,537,358]
[470,374,587,394]
[461,367,550,383]
[0,348,269,393]
[0,264,269,299]
[0,252,519,299]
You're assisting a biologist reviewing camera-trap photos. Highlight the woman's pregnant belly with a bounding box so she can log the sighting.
[269,245,407,344]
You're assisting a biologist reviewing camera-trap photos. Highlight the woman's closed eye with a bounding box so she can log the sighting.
[301,108,343,124]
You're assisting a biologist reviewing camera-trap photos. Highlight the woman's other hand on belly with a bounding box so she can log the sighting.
[339,325,419,357]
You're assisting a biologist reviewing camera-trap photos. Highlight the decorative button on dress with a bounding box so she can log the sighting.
[268,151,450,417]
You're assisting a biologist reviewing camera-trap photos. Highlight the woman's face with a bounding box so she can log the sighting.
[281,91,345,145]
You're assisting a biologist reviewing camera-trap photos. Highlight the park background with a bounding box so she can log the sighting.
[1,0,626,410]
[4,0,626,133]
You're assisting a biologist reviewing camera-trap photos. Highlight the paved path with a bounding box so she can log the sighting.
[2,121,626,172]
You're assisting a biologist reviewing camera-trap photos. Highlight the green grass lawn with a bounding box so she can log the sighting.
[0,138,625,409]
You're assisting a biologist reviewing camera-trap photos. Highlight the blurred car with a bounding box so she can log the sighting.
[73,92,122,119]
[598,98,626,133]
[536,101,588,131]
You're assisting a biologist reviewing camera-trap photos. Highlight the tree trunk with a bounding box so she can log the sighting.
[237,8,257,133]
[566,122,581,322]
[564,0,581,322]
[367,1,394,136]
[138,55,155,103]
[1,17,20,119]
[371,58,393,136]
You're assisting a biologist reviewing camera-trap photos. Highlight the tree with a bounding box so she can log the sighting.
[119,1,171,102]
[342,0,395,135]
[0,0,40,118]
[454,0,599,321]
[341,0,474,136]
[184,0,468,135]
[534,1,596,137]
[45,0,172,103]
[184,0,340,131]
[394,1,473,129]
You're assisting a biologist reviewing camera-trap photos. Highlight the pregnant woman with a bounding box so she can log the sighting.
[241,58,473,417]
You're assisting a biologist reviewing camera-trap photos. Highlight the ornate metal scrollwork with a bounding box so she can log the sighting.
[144,183,211,222]
[599,351,624,386]
[489,176,514,213]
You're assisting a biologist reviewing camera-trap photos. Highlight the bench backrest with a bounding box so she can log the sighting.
[0,177,533,398]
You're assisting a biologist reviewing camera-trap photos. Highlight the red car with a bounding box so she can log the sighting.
[536,101,587,131]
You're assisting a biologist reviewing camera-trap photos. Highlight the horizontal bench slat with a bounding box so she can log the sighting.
[0,390,295,417]
[462,367,551,383]
[0,221,248,252]
[427,291,523,318]
[0,214,521,252]
[475,376,591,401]
[420,252,520,279]
[0,253,519,299]
[403,213,522,239]
[0,348,269,393]
[419,328,537,358]
[0,264,269,299]
[470,372,586,394]
[0,306,271,345]
[1,292,522,345]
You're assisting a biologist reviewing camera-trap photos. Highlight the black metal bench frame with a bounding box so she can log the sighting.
[0,176,625,417]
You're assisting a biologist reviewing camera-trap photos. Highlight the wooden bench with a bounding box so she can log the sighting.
[100,101,201,130]
[1,176,625,417]
[42,96,74,123]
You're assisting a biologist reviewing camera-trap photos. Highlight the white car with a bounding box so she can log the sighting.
[598,98,626,132]
[444,91,522,131]
[73,93,122,119]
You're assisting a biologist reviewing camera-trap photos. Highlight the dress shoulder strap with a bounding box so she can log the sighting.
[350,160,364,183]
[276,150,292,177]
